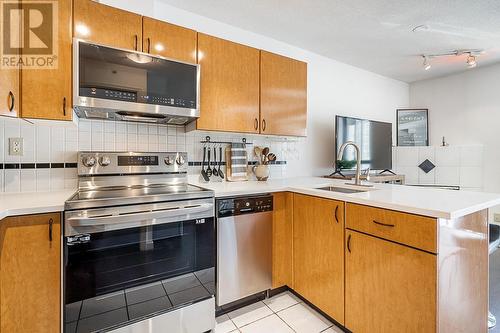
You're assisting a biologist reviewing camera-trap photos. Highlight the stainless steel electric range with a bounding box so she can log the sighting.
[64,152,215,333]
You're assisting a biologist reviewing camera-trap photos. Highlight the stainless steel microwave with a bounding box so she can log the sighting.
[73,39,200,125]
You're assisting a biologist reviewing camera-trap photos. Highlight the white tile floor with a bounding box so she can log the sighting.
[214,292,344,333]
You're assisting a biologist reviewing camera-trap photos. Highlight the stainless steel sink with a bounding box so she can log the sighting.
[316,186,371,194]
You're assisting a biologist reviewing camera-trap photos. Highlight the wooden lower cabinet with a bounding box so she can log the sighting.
[0,213,61,333]
[293,194,344,324]
[272,192,294,289]
[345,229,437,333]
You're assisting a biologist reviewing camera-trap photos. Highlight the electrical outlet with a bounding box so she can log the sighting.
[495,213,500,223]
[9,137,23,156]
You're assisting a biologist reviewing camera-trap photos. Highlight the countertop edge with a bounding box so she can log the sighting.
[0,205,65,220]
[1,180,500,221]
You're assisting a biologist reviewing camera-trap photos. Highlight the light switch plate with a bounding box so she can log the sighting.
[9,137,23,156]
[495,213,500,223]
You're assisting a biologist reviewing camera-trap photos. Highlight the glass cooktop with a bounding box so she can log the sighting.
[65,184,213,210]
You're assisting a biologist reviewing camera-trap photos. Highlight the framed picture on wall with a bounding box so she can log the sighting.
[396,108,429,146]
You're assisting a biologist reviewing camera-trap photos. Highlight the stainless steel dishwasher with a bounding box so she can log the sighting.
[216,194,273,306]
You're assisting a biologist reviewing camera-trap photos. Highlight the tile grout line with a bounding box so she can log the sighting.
[229,302,275,330]
[263,294,301,332]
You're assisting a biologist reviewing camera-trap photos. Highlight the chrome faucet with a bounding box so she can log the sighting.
[338,141,362,186]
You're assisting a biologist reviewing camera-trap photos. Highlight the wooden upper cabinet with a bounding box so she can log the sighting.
[73,0,142,50]
[196,33,260,133]
[260,51,307,136]
[0,0,19,118]
[293,194,345,324]
[142,17,197,63]
[21,0,72,120]
[0,213,61,333]
[345,230,437,333]
[0,66,19,118]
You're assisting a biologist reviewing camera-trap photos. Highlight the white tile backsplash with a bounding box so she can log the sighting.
[418,146,435,162]
[459,145,483,167]
[435,146,460,166]
[0,117,301,193]
[4,169,20,192]
[435,166,460,186]
[459,166,483,188]
[20,169,36,192]
[395,147,420,167]
[36,169,51,191]
[394,145,484,190]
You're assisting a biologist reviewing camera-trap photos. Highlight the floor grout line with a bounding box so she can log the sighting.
[220,292,341,333]
[276,310,298,332]
[234,312,275,330]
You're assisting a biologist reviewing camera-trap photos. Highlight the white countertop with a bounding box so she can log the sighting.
[0,190,75,220]
[189,176,500,219]
[1,177,499,220]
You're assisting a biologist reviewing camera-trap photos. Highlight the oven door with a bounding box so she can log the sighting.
[63,199,215,333]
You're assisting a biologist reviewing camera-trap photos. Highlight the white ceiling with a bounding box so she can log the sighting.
[158,0,500,82]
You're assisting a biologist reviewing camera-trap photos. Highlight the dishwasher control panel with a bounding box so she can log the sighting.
[217,195,273,217]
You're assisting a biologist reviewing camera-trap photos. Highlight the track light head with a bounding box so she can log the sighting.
[467,54,477,68]
[422,56,431,70]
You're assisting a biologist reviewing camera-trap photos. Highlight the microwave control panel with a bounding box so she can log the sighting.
[79,87,195,109]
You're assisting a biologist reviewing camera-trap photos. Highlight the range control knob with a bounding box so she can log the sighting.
[176,155,185,166]
[164,156,174,165]
[82,156,97,167]
[99,156,111,166]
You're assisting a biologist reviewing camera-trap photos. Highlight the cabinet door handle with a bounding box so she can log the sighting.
[134,35,138,51]
[63,97,66,116]
[334,205,339,223]
[147,38,151,53]
[347,234,352,253]
[373,220,395,228]
[262,119,266,132]
[48,218,53,242]
[254,118,258,130]
[8,91,14,112]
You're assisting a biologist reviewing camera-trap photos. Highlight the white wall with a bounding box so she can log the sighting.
[410,63,500,194]
[101,0,409,176]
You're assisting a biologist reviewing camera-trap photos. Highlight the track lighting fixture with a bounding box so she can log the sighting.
[420,49,483,71]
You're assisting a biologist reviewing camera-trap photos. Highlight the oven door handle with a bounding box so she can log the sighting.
[66,203,213,227]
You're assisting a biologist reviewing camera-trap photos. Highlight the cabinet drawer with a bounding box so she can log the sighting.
[346,203,437,253]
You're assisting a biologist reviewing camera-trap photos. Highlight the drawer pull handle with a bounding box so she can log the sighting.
[334,205,339,223]
[347,234,352,253]
[48,218,53,242]
[262,119,266,131]
[147,37,151,53]
[254,118,258,130]
[134,35,138,51]
[63,97,66,116]
[373,220,395,227]
[8,91,14,111]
